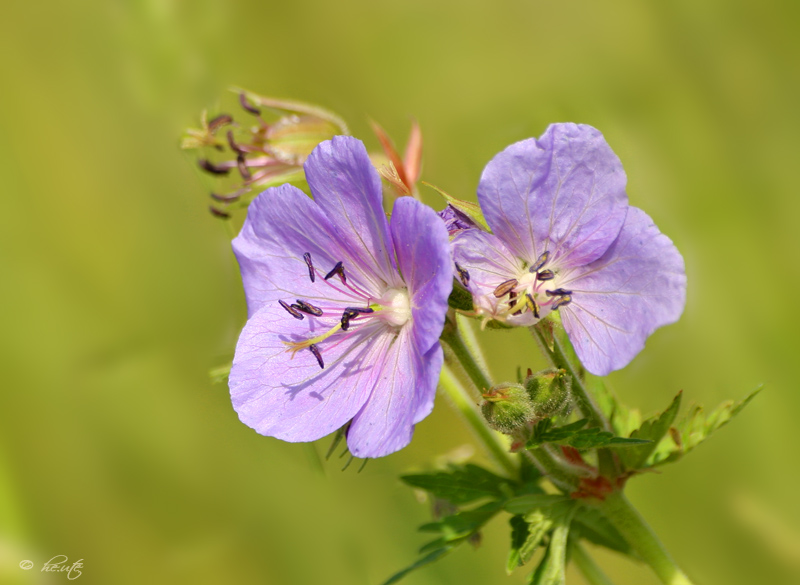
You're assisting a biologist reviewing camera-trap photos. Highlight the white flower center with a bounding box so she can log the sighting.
[375,287,412,327]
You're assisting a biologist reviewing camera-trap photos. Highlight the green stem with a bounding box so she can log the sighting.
[438,366,517,477]
[598,492,695,585]
[529,325,610,432]
[571,542,616,585]
[442,319,493,392]
[522,448,578,493]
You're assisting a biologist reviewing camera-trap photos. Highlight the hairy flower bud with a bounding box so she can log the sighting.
[523,368,572,418]
[481,383,536,434]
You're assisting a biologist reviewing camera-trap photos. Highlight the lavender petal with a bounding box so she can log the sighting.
[558,207,687,375]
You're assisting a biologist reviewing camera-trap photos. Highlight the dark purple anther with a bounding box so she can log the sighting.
[211,190,244,203]
[545,288,572,297]
[227,130,245,154]
[207,114,233,133]
[308,344,324,369]
[294,300,323,317]
[279,299,304,320]
[536,269,555,281]
[209,206,230,219]
[237,154,252,180]
[239,93,261,116]
[199,159,231,176]
[324,261,347,284]
[303,253,315,283]
[526,293,540,319]
[550,294,573,310]
[529,250,550,273]
[454,262,470,287]
[493,278,518,298]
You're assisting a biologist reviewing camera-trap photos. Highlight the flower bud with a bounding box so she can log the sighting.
[481,383,536,434]
[523,368,572,418]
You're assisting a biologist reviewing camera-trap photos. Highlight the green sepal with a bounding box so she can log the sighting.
[619,392,682,470]
[209,362,232,384]
[651,386,762,467]
[447,280,474,311]
[423,182,490,231]
[400,463,513,505]
[233,87,350,135]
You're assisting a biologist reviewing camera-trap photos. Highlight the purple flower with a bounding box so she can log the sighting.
[229,136,452,458]
[452,123,686,376]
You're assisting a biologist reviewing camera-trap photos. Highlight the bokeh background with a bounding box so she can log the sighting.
[2,0,799,584]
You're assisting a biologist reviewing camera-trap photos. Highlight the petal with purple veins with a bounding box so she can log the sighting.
[558,207,686,376]
[478,123,628,267]
[230,302,394,442]
[233,183,376,317]
[304,135,399,289]
[391,197,453,354]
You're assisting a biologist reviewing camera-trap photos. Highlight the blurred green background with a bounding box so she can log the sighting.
[1,0,799,583]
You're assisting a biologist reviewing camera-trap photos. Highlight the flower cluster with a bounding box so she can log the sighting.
[227,124,686,456]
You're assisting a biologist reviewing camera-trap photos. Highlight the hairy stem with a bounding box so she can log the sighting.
[571,542,616,585]
[598,492,695,585]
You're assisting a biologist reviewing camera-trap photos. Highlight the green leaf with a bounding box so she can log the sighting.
[381,546,454,585]
[419,500,504,541]
[653,386,762,467]
[519,509,554,566]
[401,463,512,505]
[572,506,632,556]
[527,418,650,451]
[447,279,475,311]
[619,392,682,470]
[422,182,490,231]
[507,515,529,574]
[527,502,578,585]
[504,494,570,516]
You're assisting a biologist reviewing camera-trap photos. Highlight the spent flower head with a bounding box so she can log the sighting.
[228,136,452,458]
[183,90,348,218]
[452,123,686,376]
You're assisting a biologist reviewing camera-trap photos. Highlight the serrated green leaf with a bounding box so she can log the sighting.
[653,386,762,467]
[422,182,490,231]
[401,463,511,505]
[419,500,504,541]
[527,502,578,585]
[572,506,633,556]
[504,494,570,515]
[507,515,529,574]
[519,509,554,566]
[620,392,682,470]
[528,418,648,451]
[381,546,454,585]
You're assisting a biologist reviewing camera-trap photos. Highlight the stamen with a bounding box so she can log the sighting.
[227,130,245,154]
[199,159,231,175]
[209,206,230,219]
[279,299,304,320]
[237,153,252,180]
[239,93,261,116]
[207,114,233,133]
[303,253,315,283]
[308,344,324,369]
[545,288,572,297]
[294,300,323,317]
[341,306,375,331]
[525,293,540,319]
[529,250,550,273]
[536,269,555,281]
[551,294,573,310]
[210,189,246,202]
[455,262,470,287]
[324,261,347,284]
[493,279,518,298]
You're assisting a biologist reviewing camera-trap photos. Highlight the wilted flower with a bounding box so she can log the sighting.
[183,90,348,217]
[452,123,686,376]
[228,136,452,458]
